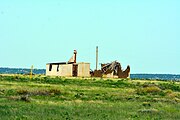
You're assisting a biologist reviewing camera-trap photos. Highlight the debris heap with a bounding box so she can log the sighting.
[91,61,130,78]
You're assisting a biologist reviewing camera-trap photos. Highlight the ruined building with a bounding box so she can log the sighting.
[90,47,130,78]
[46,48,130,78]
[91,61,130,78]
[46,50,90,77]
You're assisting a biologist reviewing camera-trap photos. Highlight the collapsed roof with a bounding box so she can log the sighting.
[91,61,130,78]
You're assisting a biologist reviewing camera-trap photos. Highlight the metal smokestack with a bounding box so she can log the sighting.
[96,46,98,70]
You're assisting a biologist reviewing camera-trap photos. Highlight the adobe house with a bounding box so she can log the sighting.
[46,50,90,77]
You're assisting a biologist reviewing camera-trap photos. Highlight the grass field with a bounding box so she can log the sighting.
[0,74,180,120]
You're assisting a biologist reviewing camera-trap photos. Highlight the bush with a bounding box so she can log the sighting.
[6,89,17,96]
[142,102,151,107]
[159,83,180,92]
[17,90,28,95]
[136,86,162,95]
[20,95,31,102]
[142,82,156,87]
[49,89,61,95]
[138,108,159,114]
[144,86,161,93]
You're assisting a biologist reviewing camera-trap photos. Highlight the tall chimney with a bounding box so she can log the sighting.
[74,50,77,63]
[96,46,98,70]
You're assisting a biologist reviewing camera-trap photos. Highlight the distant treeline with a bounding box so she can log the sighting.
[0,67,45,74]
[131,74,180,81]
[0,68,179,81]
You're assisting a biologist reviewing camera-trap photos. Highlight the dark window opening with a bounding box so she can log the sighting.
[49,64,52,71]
[57,65,59,72]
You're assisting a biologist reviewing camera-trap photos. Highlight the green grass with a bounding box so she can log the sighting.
[0,75,180,120]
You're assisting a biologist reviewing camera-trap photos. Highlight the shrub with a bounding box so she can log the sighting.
[135,82,141,86]
[31,90,50,96]
[49,89,61,95]
[159,83,180,92]
[136,86,162,95]
[20,95,31,102]
[144,86,161,93]
[142,102,151,107]
[138,108,159,114]
[0,89,5,95]
[164,89,173,94]
[17,89,28,95]
[142,82,156,88]
[6,89,17,96]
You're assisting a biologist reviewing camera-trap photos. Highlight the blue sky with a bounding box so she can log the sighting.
[0,0,179,74]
